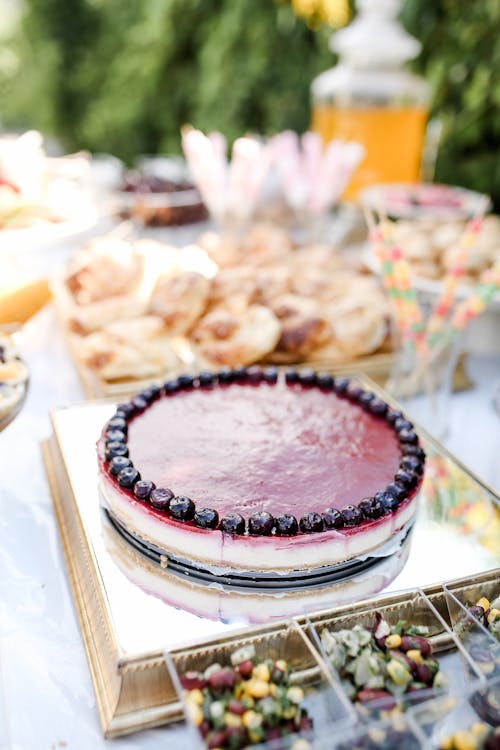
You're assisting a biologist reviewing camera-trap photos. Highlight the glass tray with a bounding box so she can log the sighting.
[41,378,500,738]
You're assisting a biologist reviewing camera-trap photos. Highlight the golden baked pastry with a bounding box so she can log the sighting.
[149,270,210,336]
[74,316,180,381]
[191,304,281,368]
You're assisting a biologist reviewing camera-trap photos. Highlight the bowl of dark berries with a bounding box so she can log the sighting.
[115,156,208,227]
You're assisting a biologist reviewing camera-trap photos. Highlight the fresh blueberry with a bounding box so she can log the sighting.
[395,417,414,432]
[359,391,375,407]
[194,507,219,529]
[402,444,426,460]
[170,496,196,521]
[398,428,418,444]
[400,455,424,475]
[248,511,275,535]
[164,378,180,394]
[368,398,388,416]
[133,480,156,501]
[386,408,403,424]
[299,512,324,533]
[358,498,375,519]
[220,513,245,535]
[198,371,214,386]
[341,505,364,526]
[346,383,364,400]
[131,395,148,411]
[217,367,234,384]
[105,442,129,461]
[107,417,128,434]
[116,402,136,419]
[378,492,399,513]
[334,377,349,394]
[247,365,263,383]
[285,368,299,384]
[232,366,248,382]
[385,482,408,501]
[150,487,174,511]
[146,384,161,400]
[370,499,385,518]
[117,467,140,489]
[108,455,132,476]
[323,508,343,529]
[298,369,316,386]
[359,498,385,519]
[178,373,195,389]
[137,388,154,403]
[395,469,419,490]
[106,429,126,444]
[263,366,278,384]
[316,373,334,390]
[275,514,298,536]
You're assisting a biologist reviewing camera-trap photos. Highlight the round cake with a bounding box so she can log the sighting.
[97,367,425,579]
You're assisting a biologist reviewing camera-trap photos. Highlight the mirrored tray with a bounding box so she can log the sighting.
[41,377,500,738]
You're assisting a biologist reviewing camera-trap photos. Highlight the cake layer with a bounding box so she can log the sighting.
[99,467,418,572]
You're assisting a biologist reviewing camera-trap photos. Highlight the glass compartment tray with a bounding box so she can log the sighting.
[41,378,500,738]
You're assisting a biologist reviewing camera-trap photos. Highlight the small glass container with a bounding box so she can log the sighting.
[311,0,431,200]
[307,589,485,720]
[165,620,356,750]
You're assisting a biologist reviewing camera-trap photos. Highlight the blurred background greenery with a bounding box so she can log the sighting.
[0,0,498,206]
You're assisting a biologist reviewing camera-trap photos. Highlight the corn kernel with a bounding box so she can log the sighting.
[470,722,489,737]
[275,659,288,671]
[439,736,453,750]
[287,686,304,704]
[406,649,423,664]
[368,728,386,743]
[186,701,203,726]
[487,608,500,623]
[253,663,270,682]
[453,731,476,750]
[476,597,490,611]
[234,684,245,700]
[246,678,270,698]
[187,688,204,705]
[224,712,243,728]
[242,710,263,730]
[387,659,411,686]
[385,634,402,649]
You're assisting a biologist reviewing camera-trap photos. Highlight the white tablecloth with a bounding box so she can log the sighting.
[1,234,499,750]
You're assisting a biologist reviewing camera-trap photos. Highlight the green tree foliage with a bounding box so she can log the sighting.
[1,0,498,205]
[402,0,500,207]
[0,0,331,160]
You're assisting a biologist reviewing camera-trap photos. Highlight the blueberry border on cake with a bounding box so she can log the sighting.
[100,366,425,539]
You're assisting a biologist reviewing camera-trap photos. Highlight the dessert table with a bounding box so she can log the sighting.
[1,230,499,749]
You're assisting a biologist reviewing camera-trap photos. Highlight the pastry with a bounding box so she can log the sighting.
[149,270,210,336]
[97,369,425,576]
[74,316,180,381]
[191,305,281,368]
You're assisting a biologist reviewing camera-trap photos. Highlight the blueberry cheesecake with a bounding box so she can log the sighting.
[97,369,425,575]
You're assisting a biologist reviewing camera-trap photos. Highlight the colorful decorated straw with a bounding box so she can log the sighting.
[425,196,490,348]
[367,218,426,353]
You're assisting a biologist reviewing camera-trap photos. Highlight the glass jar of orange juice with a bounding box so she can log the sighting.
[311,0,431,200]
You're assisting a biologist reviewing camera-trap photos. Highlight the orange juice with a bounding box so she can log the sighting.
[311,104,428,200]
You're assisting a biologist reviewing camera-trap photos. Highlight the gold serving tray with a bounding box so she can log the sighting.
[41,378,499,738]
